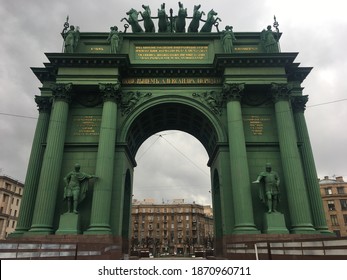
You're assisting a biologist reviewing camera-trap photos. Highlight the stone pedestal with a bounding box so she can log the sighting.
[263,212,289,234]
[56,213,81,235]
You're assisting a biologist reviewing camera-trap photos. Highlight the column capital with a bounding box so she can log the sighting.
[291,95,309,113]
[99,83,121,103]
[34,96,52,113]
[222,83,245,102]
[51,83,72,103]
[271,83,292,102]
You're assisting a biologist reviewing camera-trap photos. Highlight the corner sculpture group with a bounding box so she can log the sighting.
[61,2,280,54]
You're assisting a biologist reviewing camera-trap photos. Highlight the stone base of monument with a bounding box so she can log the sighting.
[56,212,81,235]
[262,212,289,234]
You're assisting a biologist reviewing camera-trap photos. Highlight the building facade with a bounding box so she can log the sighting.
[130,199,214,256]
[319,176,347,237]
[0,176,24,239]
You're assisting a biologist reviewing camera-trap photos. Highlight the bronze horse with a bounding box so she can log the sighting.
[175,2,187,33]
[188,4,205,32]
[121,8,143,33]
[140,5,155,32]
[200,9,221,32]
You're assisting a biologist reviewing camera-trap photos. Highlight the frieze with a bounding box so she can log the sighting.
[122,77,222,85]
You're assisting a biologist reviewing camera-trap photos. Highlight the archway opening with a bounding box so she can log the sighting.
[133,130,211,205]
[131,130,214,256]
[126,102,219,256]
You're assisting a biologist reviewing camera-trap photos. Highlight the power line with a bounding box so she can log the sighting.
[158,134,210,177]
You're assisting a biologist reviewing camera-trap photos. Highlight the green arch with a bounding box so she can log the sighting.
[119,95,227,159]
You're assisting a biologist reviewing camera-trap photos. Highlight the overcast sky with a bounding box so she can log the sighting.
[1,0,346,206]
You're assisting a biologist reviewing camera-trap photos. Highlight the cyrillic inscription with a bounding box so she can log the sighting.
[244,116,270,136]
[73,115,101,136]
[135,45,208,60]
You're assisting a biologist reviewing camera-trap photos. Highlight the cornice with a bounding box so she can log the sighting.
[213,52,299,68]
[45,53,130,68]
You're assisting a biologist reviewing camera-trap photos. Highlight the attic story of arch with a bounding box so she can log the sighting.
[61,2,280,54]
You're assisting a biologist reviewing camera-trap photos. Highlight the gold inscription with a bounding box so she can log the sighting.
[73,115,101,136]
[234,47,258,52]
[90,47,104,51]
[244,116,270,136]
[122,77,222,85]
[135,45,208,60]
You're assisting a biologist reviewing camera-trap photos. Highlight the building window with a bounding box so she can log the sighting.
[16,199,19,206]
[337,187,345,194]
[330,215,339,226]
[343,214,347,225]
[340,199,347,210]
[327,200,336,211]
[333,230,341,238]
[325,187,333,195]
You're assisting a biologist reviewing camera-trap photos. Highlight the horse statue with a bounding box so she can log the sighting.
[121,8,143,33]
[157,3,170,32]
[140,5,155,32]
[200,9,221,32]
[188,4,205,32]
[175,2,187,33]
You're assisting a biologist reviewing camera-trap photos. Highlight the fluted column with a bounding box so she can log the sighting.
[11,96,51,236]
[28,84,72,234]
[224,83,259,234]
[85,83,120,234]
[272,83,315,233]
[292,96,331,234]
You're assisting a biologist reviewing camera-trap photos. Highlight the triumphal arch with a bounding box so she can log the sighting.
[11,4,331,258]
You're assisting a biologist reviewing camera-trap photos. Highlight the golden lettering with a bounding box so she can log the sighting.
[73,115,101,136]
[135,45,208,60]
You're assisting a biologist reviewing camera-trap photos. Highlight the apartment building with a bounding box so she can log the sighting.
[319,176,347,237]
[0,175,24,239]
[131,199,214,256]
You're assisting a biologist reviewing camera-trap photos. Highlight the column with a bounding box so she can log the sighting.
[28,84,72,234]
[85,83,120,234]
[271,83,315,233]
[292,96,331,234]
[11,96,51,236]
[224,83,259,234]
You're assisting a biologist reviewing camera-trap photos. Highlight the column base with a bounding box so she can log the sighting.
[314,227,334,235]
[262,212,289,234]
[290,223,316,234]
[25,225,54,236]
[232,223,260,234]
[56,213,81,235]
[84,224,112,235]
